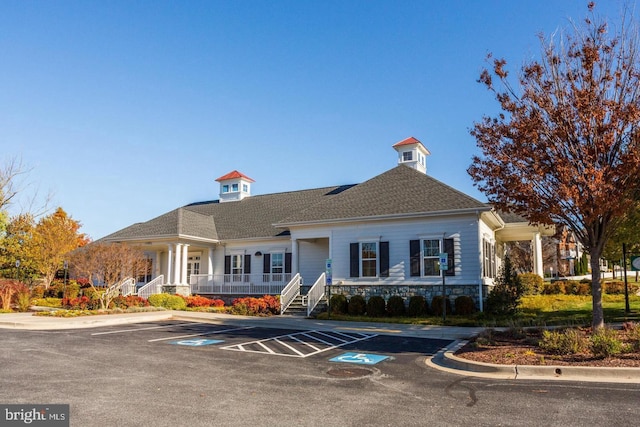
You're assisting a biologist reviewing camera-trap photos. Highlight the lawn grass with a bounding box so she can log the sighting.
[316,294,640,327]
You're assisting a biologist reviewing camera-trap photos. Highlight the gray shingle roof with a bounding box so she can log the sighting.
[101,165,490,242]
[277,165,490,225]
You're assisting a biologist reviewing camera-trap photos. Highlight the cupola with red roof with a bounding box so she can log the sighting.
[215,170,255,202]
[392,136,430,174]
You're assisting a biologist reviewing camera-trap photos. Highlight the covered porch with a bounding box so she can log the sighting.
[495,222,555,277]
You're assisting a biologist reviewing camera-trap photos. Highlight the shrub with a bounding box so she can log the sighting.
[431,295,452,316]
[538,329,587,355]
[329,294,348,315]
[454,295,475,315]
[183,295,224,308]
[519,273,544,295]
[590,328,623,358]
[347,295,366,316]
[62,296,91,310]
[31,297,63,308]
[230,296,279,315]
[623,322,640,352]
[542,281,566,295]
[563,281,581,295]
[386,296,406,316]
[366,296,386,317]
[261,295,280,314]
[15,285,31,312]
[575,282,591,296]
[110,295,150,309]
[0,279,26,311]
[407,296,428,317]
[604,281,625,294]
[63,281,81,299]
[485,257,525,315]
[148,294,187,310]
[30,285,46,299]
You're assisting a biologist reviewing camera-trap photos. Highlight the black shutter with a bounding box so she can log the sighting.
[224,255,231,275]
[244,254,251,274]
[350,243,359,278]
[410,240,421,277]
[380,241,389,277]
[444,238,455,276]
[263,254,271,274]
[285,253,292,274]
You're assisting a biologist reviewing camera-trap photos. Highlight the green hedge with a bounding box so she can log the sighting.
[148,294,187,310]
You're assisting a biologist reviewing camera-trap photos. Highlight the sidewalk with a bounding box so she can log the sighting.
[2,310,639,383]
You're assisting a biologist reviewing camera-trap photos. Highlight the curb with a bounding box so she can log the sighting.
[426,340,640,383]
[0,311,173,330]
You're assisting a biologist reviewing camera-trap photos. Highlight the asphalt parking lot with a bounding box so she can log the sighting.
[2,321,640,426]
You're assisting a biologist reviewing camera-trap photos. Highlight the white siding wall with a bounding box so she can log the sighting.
[312,214,483,285]
[212,240,292,275]
[298,239,329,284]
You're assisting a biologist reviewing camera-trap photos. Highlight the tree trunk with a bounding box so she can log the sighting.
[590,249,604,330]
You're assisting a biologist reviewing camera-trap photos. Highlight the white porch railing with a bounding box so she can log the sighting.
[120,278,137,297]
[105,277,135,299]
[190,273,292,295]
[280,273,301,315]
[306,273,326,317]
[138,275,164,300]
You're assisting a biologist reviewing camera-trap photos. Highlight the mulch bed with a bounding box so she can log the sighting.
[455,327,640,368]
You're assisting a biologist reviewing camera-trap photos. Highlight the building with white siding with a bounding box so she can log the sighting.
[101,137,551,313]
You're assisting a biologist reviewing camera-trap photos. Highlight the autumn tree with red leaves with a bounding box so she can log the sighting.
[469,3,640,330]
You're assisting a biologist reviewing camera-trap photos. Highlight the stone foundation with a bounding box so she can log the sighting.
[327,284,492,310]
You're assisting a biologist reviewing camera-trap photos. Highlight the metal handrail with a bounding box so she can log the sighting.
[306,273,326,317]
[280,273,301,315]
[138,275,164,300]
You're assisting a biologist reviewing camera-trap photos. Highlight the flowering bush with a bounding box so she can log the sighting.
[230,295,280,316]
[183,295,224,308]
[111,295,150,309]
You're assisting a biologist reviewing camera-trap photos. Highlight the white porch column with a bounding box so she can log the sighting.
[155,250,162,277]
[532,232,543,277]
[291,238,299,276]
[207,247,214,276]
[174,244,182,285]
[167,244,174,285]
[181,244,190,285]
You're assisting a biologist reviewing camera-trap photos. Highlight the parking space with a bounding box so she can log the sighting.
[87,320,451,368]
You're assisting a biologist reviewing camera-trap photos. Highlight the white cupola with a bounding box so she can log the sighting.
[392,136,430,174]
[215,170,255,202]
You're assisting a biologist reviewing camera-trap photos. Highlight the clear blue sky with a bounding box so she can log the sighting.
[0,1,631,239]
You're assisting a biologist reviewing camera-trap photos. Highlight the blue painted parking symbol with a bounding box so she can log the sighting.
[329,352,389,365]
[170,339,224,346]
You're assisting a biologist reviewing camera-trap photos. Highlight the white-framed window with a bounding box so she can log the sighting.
[187,255,201,278]
[403,151,413,161]
[271,252,284,274]
[222,184,229,193]
[242,183,249,193]
[483,238,496,278]
[231,183,239,192]
[422,239,441,276]
[361,242,378,277]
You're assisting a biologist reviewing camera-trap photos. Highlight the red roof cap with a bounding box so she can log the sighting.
[215,170,255,182]
[392,136,423,148]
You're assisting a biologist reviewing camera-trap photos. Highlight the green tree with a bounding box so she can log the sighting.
[486,256,525,316]
[469,4,640,329]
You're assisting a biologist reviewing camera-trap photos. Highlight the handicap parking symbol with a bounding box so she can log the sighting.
[329,352,389,365]
[170,338,224,346]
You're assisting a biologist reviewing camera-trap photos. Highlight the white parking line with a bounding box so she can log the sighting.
[220,330,378,358]
[91,322,206,336]
[148,326,255,342]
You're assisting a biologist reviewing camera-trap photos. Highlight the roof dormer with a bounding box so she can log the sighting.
[392,136,430,174]
[215,170,255,202]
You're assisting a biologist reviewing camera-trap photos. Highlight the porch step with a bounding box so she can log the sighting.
[282,294,328,317]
